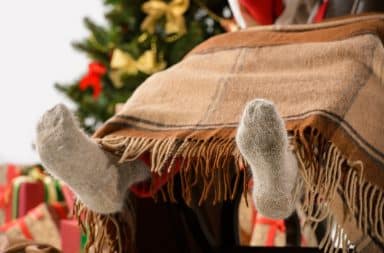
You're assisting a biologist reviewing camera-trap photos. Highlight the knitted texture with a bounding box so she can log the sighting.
[236,99,298,219]
[36,104,150,214]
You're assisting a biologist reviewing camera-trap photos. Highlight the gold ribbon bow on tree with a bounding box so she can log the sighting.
[141,0,189,36]
[109,48,166,88]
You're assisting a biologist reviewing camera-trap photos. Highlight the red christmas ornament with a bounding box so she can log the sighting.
[79,62,107,99]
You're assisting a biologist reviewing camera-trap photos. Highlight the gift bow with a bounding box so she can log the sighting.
[79,62,107,99]
[141,0,189,35]
[109,48,166,88]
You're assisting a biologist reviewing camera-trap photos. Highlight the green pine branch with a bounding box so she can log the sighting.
[56,0,229,133]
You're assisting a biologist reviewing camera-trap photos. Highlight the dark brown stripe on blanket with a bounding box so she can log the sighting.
[96,112,384,190]
[189,18,384,55]
[97,109,384,169]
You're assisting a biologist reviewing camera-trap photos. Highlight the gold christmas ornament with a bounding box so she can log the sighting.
[109,48,166,88]
[141,0,189,36]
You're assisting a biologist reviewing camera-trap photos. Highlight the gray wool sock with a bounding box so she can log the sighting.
[36,104,150,214]
[236,99,298,219]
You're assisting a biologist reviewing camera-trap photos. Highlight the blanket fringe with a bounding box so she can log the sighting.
[99,135,248,205]
[294,127,384,252]
[74,196,136,253]
[76,127,383,252]
[76,135,248,252]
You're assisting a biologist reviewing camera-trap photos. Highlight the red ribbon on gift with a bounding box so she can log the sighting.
[255,216,286,246]
[79,62,107,99]
[0,164,21,208]
[51,202,68,220]
[0,185,7,208]
[0,207,43,240]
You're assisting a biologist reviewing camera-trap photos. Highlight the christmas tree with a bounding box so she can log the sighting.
[56,0,236,133]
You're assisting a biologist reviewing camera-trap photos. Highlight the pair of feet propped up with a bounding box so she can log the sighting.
[36,99,298,219]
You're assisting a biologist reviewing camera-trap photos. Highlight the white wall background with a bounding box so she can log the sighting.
[0,1,105,164]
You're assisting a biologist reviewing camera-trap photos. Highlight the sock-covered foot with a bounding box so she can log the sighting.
[236,99,298,219]
[36,104,150,214]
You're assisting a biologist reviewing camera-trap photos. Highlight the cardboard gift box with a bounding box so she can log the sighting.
[0,203,67,249]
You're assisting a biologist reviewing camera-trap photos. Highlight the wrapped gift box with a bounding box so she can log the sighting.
[9,176,45,220]
[60,219,87,253]
[0,165,22,222]
[17,181,45,218]
[0,203,65,249]
[1,166,64,223]
[60,184,75,215]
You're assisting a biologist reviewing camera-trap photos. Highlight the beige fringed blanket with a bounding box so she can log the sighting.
[78,15,384,252]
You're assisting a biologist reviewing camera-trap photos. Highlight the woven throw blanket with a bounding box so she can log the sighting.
[77,15,384,252]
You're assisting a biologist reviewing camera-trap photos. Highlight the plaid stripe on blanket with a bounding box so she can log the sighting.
[77,14,384,253]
